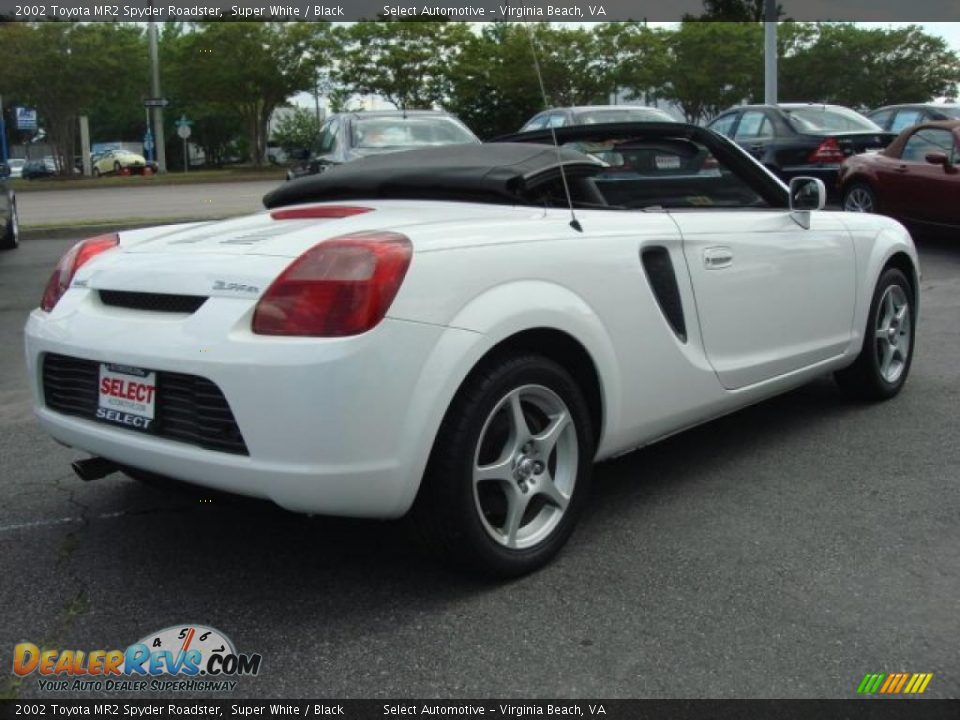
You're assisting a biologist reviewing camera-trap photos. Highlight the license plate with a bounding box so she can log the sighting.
[97,363,157,431]
[655,155,681,170]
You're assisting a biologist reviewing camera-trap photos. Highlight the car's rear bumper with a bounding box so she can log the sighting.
[25,303,458,518]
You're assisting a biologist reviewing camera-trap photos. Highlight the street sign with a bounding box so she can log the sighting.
[175,114,192,140]
[143,128,155,162]
[14,107,37,131]
[143,98,169,108]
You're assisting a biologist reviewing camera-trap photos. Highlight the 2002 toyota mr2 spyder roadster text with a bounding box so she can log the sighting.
[25,123,918,576]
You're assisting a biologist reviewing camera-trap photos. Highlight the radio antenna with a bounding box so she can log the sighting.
[524,26,582,232]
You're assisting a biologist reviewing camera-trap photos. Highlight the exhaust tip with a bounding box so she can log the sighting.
[71,457,118,482]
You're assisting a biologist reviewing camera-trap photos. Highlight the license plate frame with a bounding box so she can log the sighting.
[96,363,157,432]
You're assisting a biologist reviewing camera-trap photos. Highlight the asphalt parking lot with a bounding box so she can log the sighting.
[16,180,280,227]
[1,232,958,700]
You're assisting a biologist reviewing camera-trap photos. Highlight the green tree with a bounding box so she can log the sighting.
[593,22,671,105]
[271,107,323,154]
[694,0,782,21]
[163,21,333,166]
[0,22,148,173]
[447,23,616,139]
[780,23,960,109]
[334,21,472,112]
[661,21,763,122]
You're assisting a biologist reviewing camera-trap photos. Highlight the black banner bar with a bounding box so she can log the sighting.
[2,700,960,720]
[0,0,959,22]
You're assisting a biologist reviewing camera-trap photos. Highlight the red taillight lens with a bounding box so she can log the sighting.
[808,138,845,163]
[252,231,412,337]
[40,233,119,312]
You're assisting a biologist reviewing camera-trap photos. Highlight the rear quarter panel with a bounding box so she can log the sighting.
[387,208,731,462]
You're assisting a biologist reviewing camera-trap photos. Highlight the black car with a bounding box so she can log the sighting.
[868,103,960,134]
[706,104,897,193]
[286,110,480,181]
[21,159,56,180]
[1,179,19,250]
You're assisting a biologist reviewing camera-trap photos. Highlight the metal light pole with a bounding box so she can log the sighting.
[0,95,8,164]
[763,0,778,105]
[148,20,167,173]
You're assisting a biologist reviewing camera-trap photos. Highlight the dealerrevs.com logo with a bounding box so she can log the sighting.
[12,625,262,693]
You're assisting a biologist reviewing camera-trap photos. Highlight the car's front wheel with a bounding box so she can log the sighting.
[1,200,19,251]
[842,183,878,213]
[835,267,915,401]
[412,353,594,577]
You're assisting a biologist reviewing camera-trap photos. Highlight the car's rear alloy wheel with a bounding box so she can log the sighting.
[413,354,594,577]
[843,183,877,213]
[1,201,19,251]
[92,167,101,178]
[835,267,915,401]
[473,384,578,550]
[113,161,122,174]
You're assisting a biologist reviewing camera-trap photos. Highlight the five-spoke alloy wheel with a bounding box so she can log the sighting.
[413,353,594,577]
[835,267,915,400]
[473,384,578,550]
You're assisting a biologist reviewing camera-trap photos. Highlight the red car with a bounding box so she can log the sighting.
[839,120,960,233]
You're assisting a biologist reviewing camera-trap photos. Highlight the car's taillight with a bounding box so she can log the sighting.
[252,231,412,337]
[808,138,846,163]
[40,233,119,312]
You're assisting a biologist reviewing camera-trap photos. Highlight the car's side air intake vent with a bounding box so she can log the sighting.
[99,290,207,314]
[641,247,687,342]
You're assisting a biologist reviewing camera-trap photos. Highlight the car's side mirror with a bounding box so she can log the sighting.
[789,177,826,229]
[925,152,954,170]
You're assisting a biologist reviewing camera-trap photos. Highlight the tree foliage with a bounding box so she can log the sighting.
[271,106,323,154]
[780,23,960,110]
[333,21,472,112]
[0,22,148,173]
[162,21,333,165]
[661,21,764,122]
[1,19,958,168]
[446,23,616,139]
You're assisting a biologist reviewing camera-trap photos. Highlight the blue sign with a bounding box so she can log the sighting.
[14,107,38,131]
[143,128,155,161]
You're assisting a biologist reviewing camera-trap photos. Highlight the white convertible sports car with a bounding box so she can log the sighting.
[25,123,918,576]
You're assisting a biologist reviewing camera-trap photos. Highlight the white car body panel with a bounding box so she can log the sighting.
[24,197,918,519]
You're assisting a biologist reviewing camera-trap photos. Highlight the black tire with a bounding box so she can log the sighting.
[113,161,122,174]
[0,199,18,251]
[411,353,595,577]
[842,182,878,214]
[835,267,915,401]
[92,167,101,178]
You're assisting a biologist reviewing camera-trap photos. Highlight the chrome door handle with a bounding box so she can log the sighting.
[703,246,733,269]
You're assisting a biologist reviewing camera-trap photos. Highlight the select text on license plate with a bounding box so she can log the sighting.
[97,363,157,431]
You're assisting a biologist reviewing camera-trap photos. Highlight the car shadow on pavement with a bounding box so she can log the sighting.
[93,374,861,598]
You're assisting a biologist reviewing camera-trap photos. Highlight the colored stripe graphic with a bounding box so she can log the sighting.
[857,673,933,694]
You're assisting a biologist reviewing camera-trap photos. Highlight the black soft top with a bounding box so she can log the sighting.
[263,122,788,210]
[263,142,601,209]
